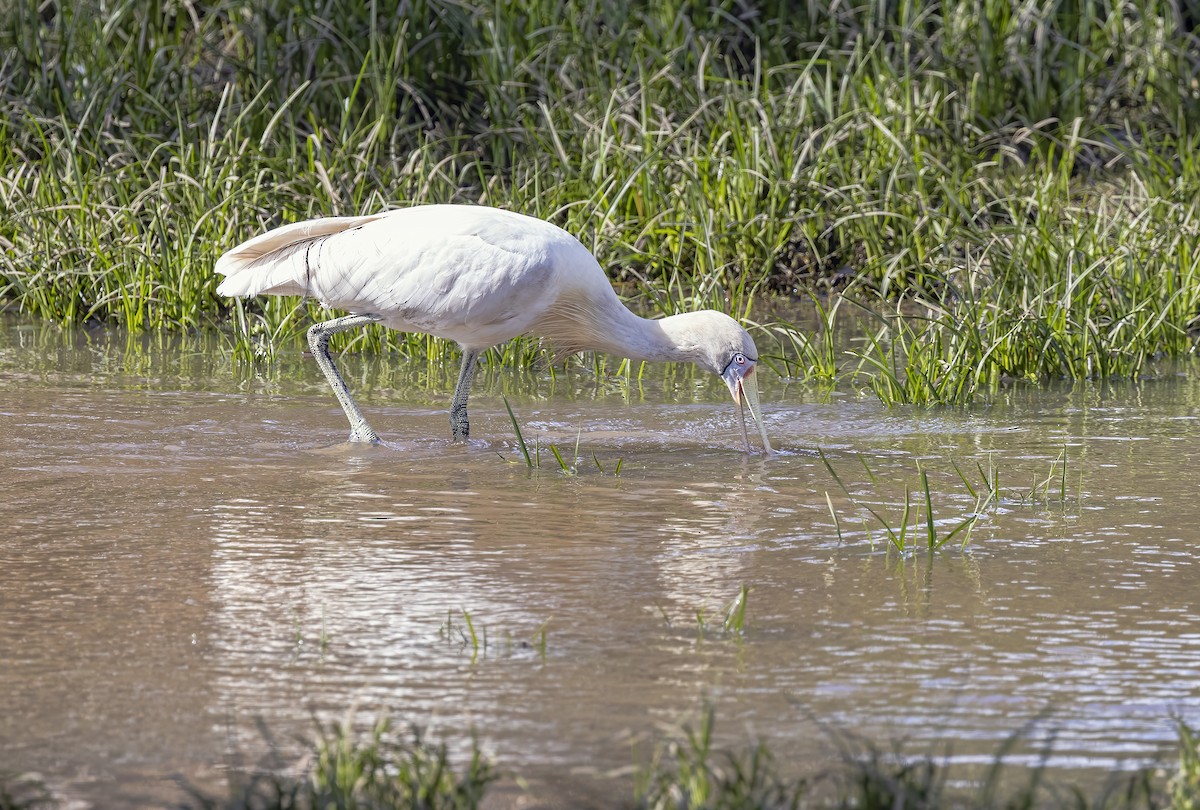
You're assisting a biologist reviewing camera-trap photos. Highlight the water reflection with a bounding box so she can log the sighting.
[1,316,1199,807]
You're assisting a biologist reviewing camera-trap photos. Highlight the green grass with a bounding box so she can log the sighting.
[683,584,754,640]
[4,714,1199,809]
[183,716,495,810]
[3,0,1200,405]
[0,776,51,810]
[636,706,806,810]
[819,449,978,553]
[437,607,550,662]
[636,711,1200,810]
[818,448,1086,553]
[1171,720,1200,810]
[500,394,623,474]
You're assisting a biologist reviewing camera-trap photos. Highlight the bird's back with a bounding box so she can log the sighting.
[216,205,615,349]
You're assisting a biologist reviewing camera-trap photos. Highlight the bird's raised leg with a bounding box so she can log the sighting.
[307,314,383,443]
[449,348,481,441]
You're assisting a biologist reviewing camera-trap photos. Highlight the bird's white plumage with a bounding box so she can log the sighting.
[217,206,617,350]
[215,204,772,452]
[215,213,392,296]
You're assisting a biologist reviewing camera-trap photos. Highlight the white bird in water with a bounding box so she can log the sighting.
[215,205,772,454]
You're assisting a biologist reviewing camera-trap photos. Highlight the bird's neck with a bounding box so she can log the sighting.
[533,290,709,365]
[593,306,704,365]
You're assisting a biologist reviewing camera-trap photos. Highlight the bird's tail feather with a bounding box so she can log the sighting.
[214,213,390,297]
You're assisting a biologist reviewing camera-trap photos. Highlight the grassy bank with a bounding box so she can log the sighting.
[3,0,1200,402]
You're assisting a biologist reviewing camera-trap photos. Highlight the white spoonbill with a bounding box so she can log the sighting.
[215,205,772,454]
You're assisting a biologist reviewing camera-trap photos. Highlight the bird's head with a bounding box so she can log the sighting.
[673,311,773,456]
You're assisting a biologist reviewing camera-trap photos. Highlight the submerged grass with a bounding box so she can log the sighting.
[4,0,1200,404]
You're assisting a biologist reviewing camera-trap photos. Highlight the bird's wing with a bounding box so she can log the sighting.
[314,212,562,347]
[215,206,601,350]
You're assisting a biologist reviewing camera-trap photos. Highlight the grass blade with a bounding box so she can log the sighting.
[502,396,532,469]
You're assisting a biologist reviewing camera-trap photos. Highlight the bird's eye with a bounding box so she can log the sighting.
[733,353,747,366]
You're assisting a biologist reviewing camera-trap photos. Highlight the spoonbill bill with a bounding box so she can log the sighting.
[215,205,771,454]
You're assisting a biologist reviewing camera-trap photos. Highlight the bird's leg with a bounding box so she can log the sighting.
[449,348,481,441]
[307,314,383,443]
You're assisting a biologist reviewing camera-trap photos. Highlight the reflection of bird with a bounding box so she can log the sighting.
[216,205,771,454]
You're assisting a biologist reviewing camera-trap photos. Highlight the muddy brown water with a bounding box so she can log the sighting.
[2,315,1199,807]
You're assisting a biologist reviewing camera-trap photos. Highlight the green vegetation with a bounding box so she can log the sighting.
[636,711,1200,810]
[720,583,750,636]
[655,584,754,639]
[820,449,986,552]
[637,708,805,810]
[3,714,1198,808]
[819,447,1085,552]
[501,394,623,474]
[3,0,1200,403]
[0,776,51,810]
[1172,719,1200,810]
[437,607,550,661]
[185,716,495,810]
[686,583,752,639]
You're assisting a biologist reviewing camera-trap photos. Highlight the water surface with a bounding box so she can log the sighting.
[2,316,1199,807]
